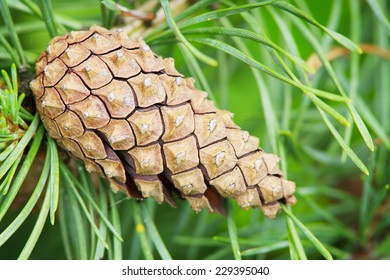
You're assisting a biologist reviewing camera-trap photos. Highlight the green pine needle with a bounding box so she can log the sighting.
[226,201,241,260]
[281,205,333,260]
[140,203,172,260]
[48,137,60,225]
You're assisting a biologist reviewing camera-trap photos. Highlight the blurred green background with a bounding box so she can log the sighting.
[0,0,389,260]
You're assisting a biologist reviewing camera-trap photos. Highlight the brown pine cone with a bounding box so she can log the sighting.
[29,25,296,218]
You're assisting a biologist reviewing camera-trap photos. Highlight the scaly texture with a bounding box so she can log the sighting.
[30,25,296,218]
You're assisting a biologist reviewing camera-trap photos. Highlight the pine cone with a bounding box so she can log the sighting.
[29,25,296,218]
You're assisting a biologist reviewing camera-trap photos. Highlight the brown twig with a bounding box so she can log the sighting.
[120,0,189,38]
[307,44,390,73]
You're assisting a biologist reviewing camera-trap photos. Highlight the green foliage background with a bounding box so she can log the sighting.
[0,0,389,260]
